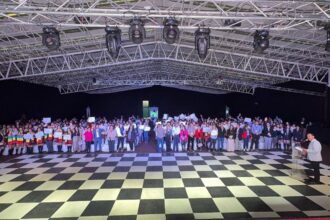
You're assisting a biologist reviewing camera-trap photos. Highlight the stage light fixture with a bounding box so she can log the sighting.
[42,27,61,50]
[253,30,269,53]
[163,18,179,44]
[325,24,330,52]
[128,18,145,44]
[105,26,122,58]
[326,31,330,52]
[195,27,211,59]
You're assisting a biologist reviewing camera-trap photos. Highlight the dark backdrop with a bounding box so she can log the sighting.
[0,80,328,126]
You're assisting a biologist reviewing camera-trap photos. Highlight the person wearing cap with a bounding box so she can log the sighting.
[303,133,322,184]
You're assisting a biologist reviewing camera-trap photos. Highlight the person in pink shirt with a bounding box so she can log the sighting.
[180,125,189,151]
[84,127,93,153]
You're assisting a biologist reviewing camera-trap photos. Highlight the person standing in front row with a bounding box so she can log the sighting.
[164,123,172,152]
[172,123,181,152]
[107,125,116,152]
[72,127,81,153]
[303,133,322,184]
[242,125,251,152]
[84,127,93,153]
[154,123,165,153]
[93,124,103,152]
[250,121,262,151]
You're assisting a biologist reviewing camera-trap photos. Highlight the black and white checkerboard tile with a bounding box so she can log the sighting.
[0,151,329,219]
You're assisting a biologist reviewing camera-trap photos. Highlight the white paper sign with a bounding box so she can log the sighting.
[63,134,71,140]
[42,117,51,124]
[54,132,62,138]
[244,118,252,123]
[87,117,96,123]
[44,128,52,134]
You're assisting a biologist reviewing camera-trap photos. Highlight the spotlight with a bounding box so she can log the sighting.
[105,26,122,58]
[128,18,145,44]
[326,31,330,52]
[253,30,269,53]
[195,27,211,59]
[42,27,60,50]
[325,24,330,52]
[163,18,179,44]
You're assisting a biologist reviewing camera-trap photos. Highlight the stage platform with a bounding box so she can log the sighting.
[0,151,329,219]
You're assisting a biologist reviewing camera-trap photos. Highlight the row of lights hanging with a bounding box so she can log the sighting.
[42,18,330,59]
[41,18,211,59]
[104,17,211,59]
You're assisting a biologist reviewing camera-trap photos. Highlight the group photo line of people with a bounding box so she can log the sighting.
[0,114,311,156]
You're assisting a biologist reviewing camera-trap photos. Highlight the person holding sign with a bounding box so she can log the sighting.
[54,128,63,153]
[64,130,73,153]
[35,128,44,154]
[44,125,54,153]
[303,133,322,184]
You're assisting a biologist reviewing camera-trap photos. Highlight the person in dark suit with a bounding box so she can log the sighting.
[93,124,103,152]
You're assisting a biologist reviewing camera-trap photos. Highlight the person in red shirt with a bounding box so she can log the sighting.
[194,125,203,151]
[84,127,93,153]
[242,125,251,151]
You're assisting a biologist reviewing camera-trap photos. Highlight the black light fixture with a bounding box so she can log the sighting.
[253,30,269,53]
[42,27,61,50]
[105,26,122,58]
[163,18,179,44]
[195,27,211,59]
[128,18,145,44]
[325,23,330,52]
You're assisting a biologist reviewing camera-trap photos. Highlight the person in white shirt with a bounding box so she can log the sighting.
[172,123,181,152]
[303,133,322,184]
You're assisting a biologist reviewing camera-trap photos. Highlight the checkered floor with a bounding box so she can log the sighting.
[0,151,330,220]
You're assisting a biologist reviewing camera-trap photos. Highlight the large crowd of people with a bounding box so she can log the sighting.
[0,114,311,156]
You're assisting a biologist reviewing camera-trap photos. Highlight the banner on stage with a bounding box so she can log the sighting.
[42,117,51,124]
